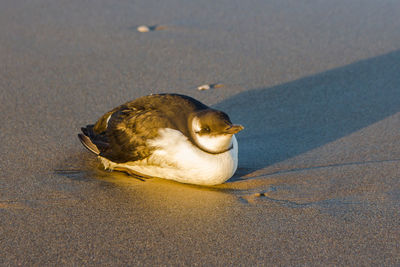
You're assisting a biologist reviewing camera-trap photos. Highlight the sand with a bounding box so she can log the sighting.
[1,0,400,265]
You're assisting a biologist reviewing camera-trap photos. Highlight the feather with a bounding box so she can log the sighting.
[77,133,100,155]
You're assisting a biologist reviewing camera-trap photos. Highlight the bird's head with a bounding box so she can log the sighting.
[189,109,244,154]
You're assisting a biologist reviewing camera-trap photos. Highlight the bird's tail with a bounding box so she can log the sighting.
[78,127,100,155]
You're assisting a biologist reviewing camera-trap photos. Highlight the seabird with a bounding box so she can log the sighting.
[78,93,243,185]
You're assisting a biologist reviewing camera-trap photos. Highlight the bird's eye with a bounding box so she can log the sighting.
[203,127,210,133]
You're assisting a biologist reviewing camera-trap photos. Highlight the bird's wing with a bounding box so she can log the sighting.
[96,105,175,163]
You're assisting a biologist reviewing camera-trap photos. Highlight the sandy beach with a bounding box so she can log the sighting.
[1,0,400,265]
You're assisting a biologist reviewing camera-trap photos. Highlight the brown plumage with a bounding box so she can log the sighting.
[80,94,213,162]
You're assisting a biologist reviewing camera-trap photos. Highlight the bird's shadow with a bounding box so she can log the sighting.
[214,50,400,179]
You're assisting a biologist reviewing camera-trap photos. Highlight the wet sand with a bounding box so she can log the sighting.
[1,0,400,265]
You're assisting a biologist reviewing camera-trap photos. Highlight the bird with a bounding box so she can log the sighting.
[78,93,244,185]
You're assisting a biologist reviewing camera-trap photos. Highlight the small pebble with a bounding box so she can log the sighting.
[137,25,150,32]
[197,84,211,91]
[137,25,166,33]
[197,83,225,91]
[154,25,167,31]
[212,83,224,88]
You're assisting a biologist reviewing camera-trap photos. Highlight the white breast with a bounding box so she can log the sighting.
[193,133,233,154]
[101,128,238,185]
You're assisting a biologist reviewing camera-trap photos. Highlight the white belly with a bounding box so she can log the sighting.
[100,128,238,185]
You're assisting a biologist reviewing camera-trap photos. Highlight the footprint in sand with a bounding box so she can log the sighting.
[239,191,269,204]
[0,201,25,210]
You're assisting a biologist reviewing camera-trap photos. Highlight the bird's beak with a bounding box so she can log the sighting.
[224,124,244,134]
